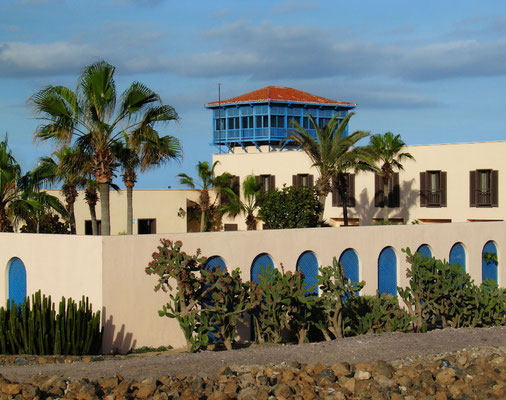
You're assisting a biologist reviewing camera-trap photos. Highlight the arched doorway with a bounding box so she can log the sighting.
[8,257,26,306]
[482,241,498,283]
[296,251,319,294]
[449,243,466,271]
[378,247,397,295]
[416,244,432,258]
[251,253,274,283]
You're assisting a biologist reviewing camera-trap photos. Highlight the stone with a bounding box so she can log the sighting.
[14,357,27,365]
[219,366,235,377]
[396,375,412,388]
[374,374,396,388]
[435,368,456,386]
[237,386,258,400]
[354,370,372,381]
[435,392,448,400]
[331,362,351,377]
[373,361,394,379]
[222,381,238,396]
[1,383,21,395]
[273,383,293,399]
[319,369,337,383]
[338,376,355,392]
[313,362,325,375]
[98,377,119,390]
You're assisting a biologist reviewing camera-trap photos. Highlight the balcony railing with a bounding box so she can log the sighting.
[427,190,441,206]
[213,128,317,144]
[477,190,491,206]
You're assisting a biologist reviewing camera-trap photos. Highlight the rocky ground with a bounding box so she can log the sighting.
[0,326,504,399]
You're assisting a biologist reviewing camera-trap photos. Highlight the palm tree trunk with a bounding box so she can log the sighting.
[317,194,326,226]
[89,203,98,235]
[200,208,206,232]
[383,179,389,222]
[126,183,134,235]
[68,200,76,234]
[99,182,110,235]
[338,174,349,227]
[0,206,11,232]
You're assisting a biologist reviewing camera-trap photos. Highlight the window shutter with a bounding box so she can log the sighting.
[151,219,157,234]
[348,174,356,207]
[255,175,261,185]
[440,171,447,207]
[331,176,338,207]
[308,174,314,188]
[491,170,499,207]
[469,171,477,207]
[391,173,400,208]
[269,175,275,191]
[374,173,384,207]
[420,172,427,207]
[233,176,240,196]
[292,175,298,188]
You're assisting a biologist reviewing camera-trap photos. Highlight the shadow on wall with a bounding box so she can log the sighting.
[102,310,136,354]
[352,179,418,225]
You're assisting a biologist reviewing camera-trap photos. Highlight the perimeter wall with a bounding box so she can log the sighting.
[0,222,504,353]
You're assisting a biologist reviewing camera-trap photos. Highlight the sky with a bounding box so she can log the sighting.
[1,0,506,189]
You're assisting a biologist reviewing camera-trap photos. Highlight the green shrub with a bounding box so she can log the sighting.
[472,280,506,327]
[0,291,102,355]
[316,257,364,340]
[257,185,322,229]
[344,294,412,336]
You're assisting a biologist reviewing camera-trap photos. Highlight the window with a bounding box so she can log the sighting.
[292,174,314,188]
[215,118,226,131]
[255,115,269,128]
[85,220,101,235]
[224,224,238,231]
[257,174,275,193]
[242,116,253,129]
[420,171,447,207]
[318,117,330,127]
[303,115,315,129]
[470,169,498,207]
[332,173,356,207]
[270,115,285,128]
[374,173,400,208]
[228,117,239,130]
[138,219,156,234]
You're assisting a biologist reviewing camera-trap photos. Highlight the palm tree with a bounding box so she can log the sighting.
[178,161,234,232]
[369,132,414,222]
[31,147,87,234]
[287,112,371,226]
[30,60,179,235]
[0,136,66,232]
[117,124,182,235]
[220,175,262,230]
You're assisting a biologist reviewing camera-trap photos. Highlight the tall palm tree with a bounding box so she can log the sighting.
[287,112,371,226]
[220,175,262,230]
[178,161,234,232]
[117,124,182,235]
[369,132,414,222]
[30,60,179,235]
[0,136,66,232]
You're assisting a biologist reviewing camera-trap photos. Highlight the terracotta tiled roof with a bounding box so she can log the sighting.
[205,86,356,107]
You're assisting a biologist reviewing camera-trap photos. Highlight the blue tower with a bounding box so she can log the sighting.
[205,86,356,152]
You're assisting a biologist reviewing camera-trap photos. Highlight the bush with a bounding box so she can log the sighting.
[344,294,412,336]
[0,291,102,355]
[257,185,322,229]
[398,248,505,332]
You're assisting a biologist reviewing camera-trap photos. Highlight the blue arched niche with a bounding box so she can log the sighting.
[296,251,319,294]
[8,257,26,306]
[251,253,274,283]
[339,248,359,285]
[416,244,432,258]
[205,256,227,272]
[482,241,498,283]
[449,243,466,271]
[378,247,397,295]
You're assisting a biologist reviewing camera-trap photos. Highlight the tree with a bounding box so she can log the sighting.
[0,136,66,232]
[257,185,322,229]
[287,112,371,226]
[31,147,87,234]
[178,161,234,232]
[369,132,414,222]
[220,175,262,230]
[117,125,181,235]
[30,60,179,235]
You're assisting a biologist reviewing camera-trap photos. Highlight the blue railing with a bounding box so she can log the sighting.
[213,128,317,144]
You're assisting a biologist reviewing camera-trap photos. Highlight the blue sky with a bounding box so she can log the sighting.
[1,0,506,189]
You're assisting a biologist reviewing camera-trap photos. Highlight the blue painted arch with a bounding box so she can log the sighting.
[251,253,274,283]
[339,248,360,285]
[8,257,26,306]
[482,241,498,283]
[296,251,319,294]
[416,244,432,258]
[378,247,397,295]
[205,256,227,272]
[449,243,466,271]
